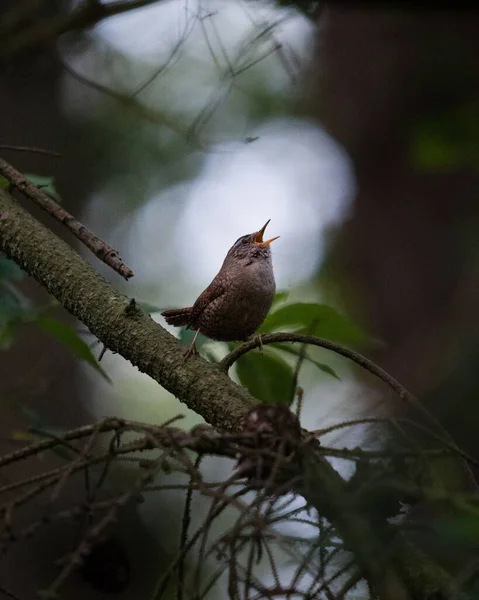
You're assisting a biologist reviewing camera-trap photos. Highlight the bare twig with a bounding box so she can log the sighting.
[0,419,230,471]
[50,418,110,501]
[219,332,475,480]
[0,414,460,599]
[0,583,21,600]
[0,185,461,599]
[178,454,202,600]
[0,158,134,279]
[131,11,197,97]
[0,0,163,60]
[220,333,416,405]
[0,144,61,157]
[98,345,108,361]
[290,340,307,406]
[0,187,257,427]
[313,416,479,471]
[59,57,190,141]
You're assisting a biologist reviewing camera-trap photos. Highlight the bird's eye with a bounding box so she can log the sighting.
[241,237,249,245]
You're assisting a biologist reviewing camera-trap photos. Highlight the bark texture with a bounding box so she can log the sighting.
[0,188,255,430]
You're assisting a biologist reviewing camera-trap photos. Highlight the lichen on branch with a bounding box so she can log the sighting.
[0,187,254,430]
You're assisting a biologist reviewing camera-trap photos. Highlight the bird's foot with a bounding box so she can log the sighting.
[182,329,200,362]
[183,343,199,362]
[250,334,263,354]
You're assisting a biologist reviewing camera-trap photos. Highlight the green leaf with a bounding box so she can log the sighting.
[236,348,293,405]
[260,303,372,345]
[274,343,340,380]
[271,290,290,307]
[25,174,61,201]
[0,176,11,189]
[36,316,110,382]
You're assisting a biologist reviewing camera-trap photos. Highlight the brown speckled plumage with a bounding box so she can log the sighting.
[162,221,278,344]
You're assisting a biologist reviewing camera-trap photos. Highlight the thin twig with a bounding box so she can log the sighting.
[0,420,247,473]
[59,57,190,142]
[1,0,162,60]
[290,340,307,407]
[98,345,108,361]
[0,144,61,157]
[50,418,109,501]
[336,568,364,600]
[178,454,202,600]
[0,158,134,279]
[219,331,478,490]
[131,12,197,97]
[0,583,21,600]
[220,333,415,407]
[152,484,251,600]
[313,416,479,471]
[0,415,461,599]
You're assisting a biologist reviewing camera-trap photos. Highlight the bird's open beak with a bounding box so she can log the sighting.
[254,219,280,247]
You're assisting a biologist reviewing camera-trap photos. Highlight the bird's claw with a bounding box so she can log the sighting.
[250,334,263,354]
[182,329,200,362]
[183,344,199,362]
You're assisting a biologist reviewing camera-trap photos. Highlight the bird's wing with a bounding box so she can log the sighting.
[188,273,227,328]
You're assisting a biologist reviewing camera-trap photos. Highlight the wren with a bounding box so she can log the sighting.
[162,220,279,357]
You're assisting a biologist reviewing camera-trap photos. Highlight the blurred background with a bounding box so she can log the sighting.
[1,1,479,597]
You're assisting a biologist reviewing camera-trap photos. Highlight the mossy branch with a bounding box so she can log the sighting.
[0,187,457,599]
[0,187,255,430]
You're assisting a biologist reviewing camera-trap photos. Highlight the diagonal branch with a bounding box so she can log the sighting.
[0,157,134,280]
[0,145,61,157]
[0,186,254,429]
[0,185,457,599]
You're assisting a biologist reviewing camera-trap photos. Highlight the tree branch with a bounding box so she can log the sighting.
[0,415,454,600]
[59,55,190,138]
[0,0,164,60]
[0,187,456,599]
[220,333,453,440]
[220,333,415,404]
[0,187,255,430]
[0,145,61,157]
[221,332,479,494]
[0,157,134,280]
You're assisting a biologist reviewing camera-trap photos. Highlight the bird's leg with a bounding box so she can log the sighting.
[183,329,200,361]
[257,334,263,354]
[248,333,263,354]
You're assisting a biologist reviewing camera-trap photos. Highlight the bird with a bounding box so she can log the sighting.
[161,220,279,358]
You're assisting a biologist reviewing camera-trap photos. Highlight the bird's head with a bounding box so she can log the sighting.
[226,220,279,264]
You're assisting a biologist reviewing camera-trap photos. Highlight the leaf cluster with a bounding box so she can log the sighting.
[0,255,108,379]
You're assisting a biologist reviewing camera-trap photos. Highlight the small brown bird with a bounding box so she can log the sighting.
[162,220,279,357]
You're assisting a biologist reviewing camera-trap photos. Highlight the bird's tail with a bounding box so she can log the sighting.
[161,307,192,327]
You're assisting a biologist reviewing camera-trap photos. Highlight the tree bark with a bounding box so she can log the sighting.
[0,184,459,599]
[0,188,255,430]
